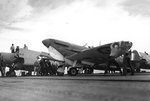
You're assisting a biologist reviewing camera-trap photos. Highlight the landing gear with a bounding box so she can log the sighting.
[67,66,93,76]
[67,60,94,76]
[68,67,78,76]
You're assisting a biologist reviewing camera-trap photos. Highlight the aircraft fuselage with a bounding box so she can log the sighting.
[42,39,132,75]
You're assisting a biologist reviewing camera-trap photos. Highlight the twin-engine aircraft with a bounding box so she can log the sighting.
[42,39,132,76]
[0,48,57,76]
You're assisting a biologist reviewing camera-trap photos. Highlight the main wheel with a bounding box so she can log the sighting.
[6,71,16,77]
[68,68,78,76]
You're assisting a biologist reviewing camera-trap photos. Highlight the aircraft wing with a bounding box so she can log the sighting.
[67,41,132,65]
[40,52,64,62]
[67,43,111,64]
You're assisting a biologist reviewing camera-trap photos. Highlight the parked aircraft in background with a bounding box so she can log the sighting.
[0,48,59,76]
[115,50,150,72]
[42,38,132,76]
[139,51,150,63]
[133,50,150,72]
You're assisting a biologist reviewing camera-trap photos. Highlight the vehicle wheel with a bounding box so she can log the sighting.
[68,68,78,76]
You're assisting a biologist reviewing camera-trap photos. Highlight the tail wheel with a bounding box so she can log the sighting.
[68,68,78,76]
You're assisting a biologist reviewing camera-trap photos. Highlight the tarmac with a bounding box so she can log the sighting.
[0,73,150,101]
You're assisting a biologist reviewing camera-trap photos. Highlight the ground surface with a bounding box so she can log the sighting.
[0,73,150,101]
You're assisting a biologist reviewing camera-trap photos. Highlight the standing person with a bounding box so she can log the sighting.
[0,54,5,77]
[34,59,41,76]
[104,56,122,75]
[23,44,28,50]
[16,46,19,53]
[104,43,122,75]
[10,44,15,53]
[123,52,134,75]
[15,46,20,57]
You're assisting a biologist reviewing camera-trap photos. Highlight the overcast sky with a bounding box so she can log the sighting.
[0,0,150,53]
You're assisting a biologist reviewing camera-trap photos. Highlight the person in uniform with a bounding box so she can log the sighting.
[23,44,28,50]
[14,46,20,58]
[15,46,19,53]
[10,44,15,53]
[34,57,41,76]
[0,54,5,77]
[104,43,122,75]
[123,51,134,75]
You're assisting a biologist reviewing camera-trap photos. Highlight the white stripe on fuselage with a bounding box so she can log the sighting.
[48,46,64,61]
[48,46,93,66]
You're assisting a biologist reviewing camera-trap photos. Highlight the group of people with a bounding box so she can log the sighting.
[33,57,58,76]
[10,44,28,53]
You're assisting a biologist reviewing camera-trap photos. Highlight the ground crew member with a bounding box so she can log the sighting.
[16,46,19,53]
[39,58,47,76]
[104,56,122,75]
[45,60,54,75]
[123,52,134,75]
[0,54,5,77]
[23,44,28,50]
[10,44,15,53]
[104,43,122,75]
[34,58,41,76]
[15,46,20,57]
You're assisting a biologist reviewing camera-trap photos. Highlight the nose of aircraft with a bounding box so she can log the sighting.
[110,41,133,58]
[42,39,51,48]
